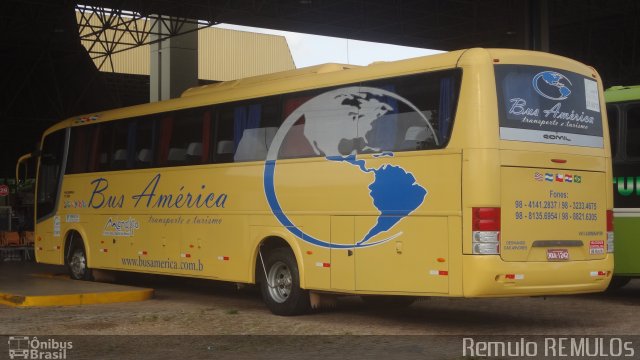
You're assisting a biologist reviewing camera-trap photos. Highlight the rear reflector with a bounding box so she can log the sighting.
[607,210,614,253]
[590,271,608,277]
[607,232,614,253]
[505,274,524,280]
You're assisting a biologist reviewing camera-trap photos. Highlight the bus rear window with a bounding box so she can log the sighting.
[495,65,603,148]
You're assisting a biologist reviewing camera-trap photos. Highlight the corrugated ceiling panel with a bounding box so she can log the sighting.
[77,13,295,80]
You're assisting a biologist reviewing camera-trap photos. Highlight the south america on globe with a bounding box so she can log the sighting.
[328,155,427,245]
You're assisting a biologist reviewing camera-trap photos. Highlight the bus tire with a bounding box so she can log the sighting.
[607,276,631,291]
[68,242,93,281]
[361,295,416,308]
[259,247,310,316]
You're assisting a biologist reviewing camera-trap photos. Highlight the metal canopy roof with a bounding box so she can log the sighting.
[73,0,638,87]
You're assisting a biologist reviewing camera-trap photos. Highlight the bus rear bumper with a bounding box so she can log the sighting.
[461,254,613,297]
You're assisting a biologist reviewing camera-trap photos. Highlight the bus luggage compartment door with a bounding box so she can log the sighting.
[330,216,355,291]
[354,216,449,294]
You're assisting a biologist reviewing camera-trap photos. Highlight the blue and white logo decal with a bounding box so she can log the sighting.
[263,87,430,249]
[532,71,572,101]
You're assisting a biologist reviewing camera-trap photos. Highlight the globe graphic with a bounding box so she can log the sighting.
[532,71,572,101]
[264,86,429,249]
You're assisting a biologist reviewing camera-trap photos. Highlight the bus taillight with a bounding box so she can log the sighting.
[607,209,614,253]
[472,207,500,255]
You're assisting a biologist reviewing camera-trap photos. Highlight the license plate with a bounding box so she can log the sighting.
[547,249,569,261]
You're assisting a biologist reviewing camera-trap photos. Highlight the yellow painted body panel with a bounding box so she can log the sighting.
[501,168,607,262]
[462,255,612,296]
[34,48,614,297]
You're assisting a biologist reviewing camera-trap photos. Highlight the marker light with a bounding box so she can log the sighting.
[472,207,500,255]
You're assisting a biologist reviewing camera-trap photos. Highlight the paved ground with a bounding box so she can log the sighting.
[0,262,638,336]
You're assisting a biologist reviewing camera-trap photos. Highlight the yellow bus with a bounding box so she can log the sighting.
[33,48,613,315]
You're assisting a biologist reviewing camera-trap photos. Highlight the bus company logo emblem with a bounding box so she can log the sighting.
[103,216,140,237]
[532,71,572,101]
[263,86,429,249]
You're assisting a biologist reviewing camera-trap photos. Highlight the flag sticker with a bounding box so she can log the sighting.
[538,172,582,185]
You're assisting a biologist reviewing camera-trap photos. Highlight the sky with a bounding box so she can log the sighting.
[215,23,442,68]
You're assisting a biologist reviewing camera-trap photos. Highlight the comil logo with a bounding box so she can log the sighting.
[543,134,572,142]
[7,336,72,359]
[532,71,572,100]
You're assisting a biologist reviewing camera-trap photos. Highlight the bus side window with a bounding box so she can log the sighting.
[110,121,130,171]
[361,69,460,153]
[279,123,316,159]
[137,148,152,167]
[214,106,235,164]
[606,105,619,158]
[278,96,316,159]
[626,106,640,158]
[66,125,96,174]
[167,147,187,166]
[234,127,277,162]
[134,116,155,169]
[95,123,114,172]
[166,108,209,166]
[36,129,66,220]
[185,142,202,164]
[215,140,234,163]
[111,148,128,170]
[156,114,174,167]
[399,124,433,151]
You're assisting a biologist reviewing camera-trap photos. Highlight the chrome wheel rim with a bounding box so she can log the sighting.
[267,261,293,303]
[70,249,86,279]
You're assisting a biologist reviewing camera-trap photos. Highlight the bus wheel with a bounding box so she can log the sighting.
[607,276,631,291]
[68,244,93,281]
[361,295,416,308]
[259,247,310,316]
